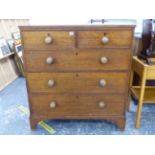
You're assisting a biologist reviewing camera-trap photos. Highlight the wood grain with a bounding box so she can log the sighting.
[78,30,133,49]
[27,72,127,94]
[24,49,131,72]
[20,25,135,130]
[19,25,135,31]
[30,93,125,116]
[22,31,75,50]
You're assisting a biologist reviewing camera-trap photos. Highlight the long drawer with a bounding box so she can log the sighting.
[30,94,125,116]
[27,72,127,94]
[24,49,131,72]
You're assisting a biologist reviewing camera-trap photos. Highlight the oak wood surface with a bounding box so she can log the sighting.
[24,49,131,72]
[20,25,135,130]
[147,69,155,79]
[27,72,127,94]
[30,93,125,116]
[130,57,155,128]
[22,31,75,50]
[78,30,133,49]
[30,114,126,130]
[19,25,135,31]
[131,87,155,103]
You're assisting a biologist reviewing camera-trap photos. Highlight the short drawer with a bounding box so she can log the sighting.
[78,30,133,49]
[27,72,127,94]
[30,94,125,116]
[25,49,131,72]
[21,31,75,50]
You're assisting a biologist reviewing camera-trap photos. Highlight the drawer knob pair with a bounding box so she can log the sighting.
[100,57,108,64]
[48,80,55,87]
[99,79,107,87]
[101,36,109,44]
[46,57,54,64]
[98,101,106,108]
[45,34,53,44]
[49,101,56,108]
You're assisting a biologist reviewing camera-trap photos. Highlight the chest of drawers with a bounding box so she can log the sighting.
[20,25,135,130]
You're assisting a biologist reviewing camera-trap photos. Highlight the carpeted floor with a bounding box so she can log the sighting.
[0,77,155,135]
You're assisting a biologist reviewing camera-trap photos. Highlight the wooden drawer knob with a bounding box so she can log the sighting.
[98,101,105,108]
[49,101,56,108]
[101,36,109,44]
[100,57,108,64]
[48,80,55,87]
[46,57,54,64]
[45,34,53,44]
[99,79,107,87]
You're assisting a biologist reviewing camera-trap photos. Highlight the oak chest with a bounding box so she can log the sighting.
[20,25,135,130]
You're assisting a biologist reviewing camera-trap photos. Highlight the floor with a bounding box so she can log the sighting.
[0,77,155,135]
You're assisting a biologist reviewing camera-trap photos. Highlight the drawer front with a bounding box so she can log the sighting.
[22,31,75,50]
[25,49,131,72]
[30,94,125,116]
[78,30,133,49]
[27,72,127,93]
